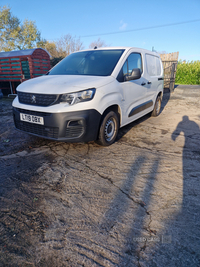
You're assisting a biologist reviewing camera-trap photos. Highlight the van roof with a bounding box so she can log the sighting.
[75,47,160,56]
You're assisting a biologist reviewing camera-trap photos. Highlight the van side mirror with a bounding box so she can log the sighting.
[125,68,141,81]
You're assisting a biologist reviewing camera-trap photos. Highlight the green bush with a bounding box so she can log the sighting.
[175,60,200,85]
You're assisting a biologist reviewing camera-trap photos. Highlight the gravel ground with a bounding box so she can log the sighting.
[0,85,200,267]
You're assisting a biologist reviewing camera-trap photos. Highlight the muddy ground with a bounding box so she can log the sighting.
[0,85,200,267]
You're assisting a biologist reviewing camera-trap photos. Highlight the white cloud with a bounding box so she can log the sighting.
[119,20,128,31]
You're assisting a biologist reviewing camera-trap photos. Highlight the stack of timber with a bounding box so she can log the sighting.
[160,52,179,91]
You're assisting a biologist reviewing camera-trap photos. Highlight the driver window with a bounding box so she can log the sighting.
[117,53,142,82]
[123,61,128,76]
[127,53,142,75]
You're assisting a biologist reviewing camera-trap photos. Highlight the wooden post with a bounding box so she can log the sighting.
[169,63,175,92]
[9,81,13,94]
[12,82,16,94]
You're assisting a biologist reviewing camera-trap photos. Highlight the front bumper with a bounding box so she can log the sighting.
[13,107,101,142]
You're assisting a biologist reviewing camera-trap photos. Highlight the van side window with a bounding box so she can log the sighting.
[146,54,161,76]
[117,53,142,82]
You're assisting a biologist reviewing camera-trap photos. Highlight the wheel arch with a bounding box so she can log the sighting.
[101,104,122,126]
[96,106,120,146]
[158,90,163,99]
[96,104,121,141]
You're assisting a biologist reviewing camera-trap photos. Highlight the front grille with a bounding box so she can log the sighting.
[14,108,51,117]
[14,119,59,139]
[18,92,57,106]
[66,120,84,138]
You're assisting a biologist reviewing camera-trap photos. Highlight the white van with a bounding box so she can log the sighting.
[12,47,164,146]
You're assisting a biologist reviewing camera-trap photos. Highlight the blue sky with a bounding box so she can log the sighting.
[1,0,200,61]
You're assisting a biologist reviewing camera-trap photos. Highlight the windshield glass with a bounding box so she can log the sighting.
[49,49,125,76]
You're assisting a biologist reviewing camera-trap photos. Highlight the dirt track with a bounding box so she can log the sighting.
[0,85,200,266]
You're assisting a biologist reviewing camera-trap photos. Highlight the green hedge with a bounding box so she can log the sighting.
[175,60,200,85]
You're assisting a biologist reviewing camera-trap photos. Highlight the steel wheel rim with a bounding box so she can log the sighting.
[104,118,116,142]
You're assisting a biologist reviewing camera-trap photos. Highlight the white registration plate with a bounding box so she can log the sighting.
[20,113,44,125]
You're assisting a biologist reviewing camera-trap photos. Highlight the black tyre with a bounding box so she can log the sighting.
[97,111,119,146]
[151,95,162,117]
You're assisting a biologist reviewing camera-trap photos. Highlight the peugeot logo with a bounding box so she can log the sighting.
[31,95,36,104]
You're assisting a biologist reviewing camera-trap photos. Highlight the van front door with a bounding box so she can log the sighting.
[119,53,148,125]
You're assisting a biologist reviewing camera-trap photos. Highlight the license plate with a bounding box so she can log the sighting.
[20,113,44,125]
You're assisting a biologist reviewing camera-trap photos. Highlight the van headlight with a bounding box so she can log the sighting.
[60,88,96,105]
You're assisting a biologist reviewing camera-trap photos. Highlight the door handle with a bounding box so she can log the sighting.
[147,81,152,84]
[141,82,146,86]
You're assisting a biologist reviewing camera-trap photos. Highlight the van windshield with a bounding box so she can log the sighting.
[48,49,125,76]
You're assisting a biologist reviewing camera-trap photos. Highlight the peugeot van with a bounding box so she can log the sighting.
[12,47,164,146]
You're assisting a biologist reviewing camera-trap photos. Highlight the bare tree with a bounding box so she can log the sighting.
[45,35,84,67]
[56,34,84,58]
[89,38,108,49]
[45,35,84,59]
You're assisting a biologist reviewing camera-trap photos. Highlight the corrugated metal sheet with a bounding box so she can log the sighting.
[0,48,51,58]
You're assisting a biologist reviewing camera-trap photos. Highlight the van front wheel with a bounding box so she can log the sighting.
[97,111,119,146]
